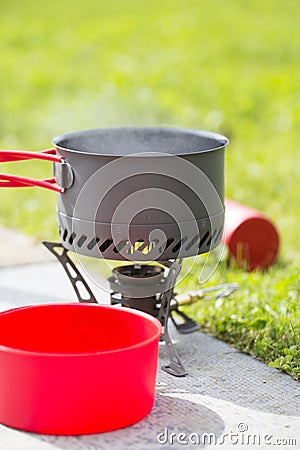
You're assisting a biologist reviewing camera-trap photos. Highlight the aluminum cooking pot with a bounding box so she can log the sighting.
[0,127,229,261]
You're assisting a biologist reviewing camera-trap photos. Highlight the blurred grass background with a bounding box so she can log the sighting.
[0,0,300,377]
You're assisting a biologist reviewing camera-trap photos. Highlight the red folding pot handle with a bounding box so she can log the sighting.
[0,149,68,193]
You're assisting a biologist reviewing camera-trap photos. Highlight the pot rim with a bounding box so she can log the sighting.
[52,126,229,158]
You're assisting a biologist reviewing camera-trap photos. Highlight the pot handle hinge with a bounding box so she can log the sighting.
[53,160,74,191]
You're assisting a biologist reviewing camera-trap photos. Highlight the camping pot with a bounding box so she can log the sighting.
[0,303,162,435]
[0,127,229,261]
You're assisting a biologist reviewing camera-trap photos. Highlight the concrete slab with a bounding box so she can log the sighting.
[0,262,299,450]
[0,226,52,267]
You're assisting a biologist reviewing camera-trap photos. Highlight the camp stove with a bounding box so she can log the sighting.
[44,242,201,377]
[1,127,229,376]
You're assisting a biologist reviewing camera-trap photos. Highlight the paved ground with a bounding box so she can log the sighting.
[0,226,52,267]
[0,226,299,450]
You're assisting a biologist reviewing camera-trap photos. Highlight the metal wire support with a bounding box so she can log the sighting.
[157,260,188,377]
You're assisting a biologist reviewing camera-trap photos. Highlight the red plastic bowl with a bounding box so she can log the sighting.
[0,303,162,435]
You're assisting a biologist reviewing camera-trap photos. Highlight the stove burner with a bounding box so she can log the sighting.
[113,264,164,278]
[109,264,165,316]
[108,264,199,334]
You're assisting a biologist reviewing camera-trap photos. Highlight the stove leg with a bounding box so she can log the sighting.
[43,241,98,304]
[158,261,188,377]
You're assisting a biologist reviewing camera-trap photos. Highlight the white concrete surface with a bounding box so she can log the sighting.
[0,226,52,267]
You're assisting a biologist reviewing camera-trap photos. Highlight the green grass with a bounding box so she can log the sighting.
[179,258,300,380]
[0,0,299,378]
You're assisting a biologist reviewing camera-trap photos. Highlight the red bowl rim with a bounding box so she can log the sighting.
[0,303,162,357]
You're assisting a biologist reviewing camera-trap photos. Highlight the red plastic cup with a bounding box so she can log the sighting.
[223,199,280,271]
[0,303,162,435]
